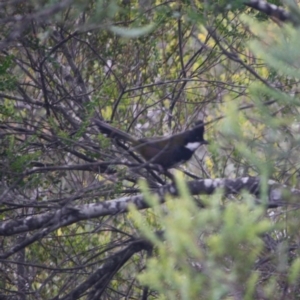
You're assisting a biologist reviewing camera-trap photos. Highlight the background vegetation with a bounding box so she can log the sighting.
[1,0,300,299]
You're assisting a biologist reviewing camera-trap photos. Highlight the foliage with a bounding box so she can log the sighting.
[1,0,300,299]
[131,177,270,299]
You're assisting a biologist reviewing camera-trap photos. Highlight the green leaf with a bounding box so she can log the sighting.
[109,23,156,38]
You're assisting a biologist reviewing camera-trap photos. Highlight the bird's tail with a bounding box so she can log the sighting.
[93,118,137,143]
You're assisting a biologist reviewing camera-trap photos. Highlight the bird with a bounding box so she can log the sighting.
[93,118,208,169]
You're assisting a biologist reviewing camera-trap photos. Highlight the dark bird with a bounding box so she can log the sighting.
[93,118,208,169]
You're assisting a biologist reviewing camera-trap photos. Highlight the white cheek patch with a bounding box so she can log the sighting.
[185,142,201,151]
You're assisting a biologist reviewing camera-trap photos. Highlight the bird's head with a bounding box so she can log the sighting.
[189,120,209,144]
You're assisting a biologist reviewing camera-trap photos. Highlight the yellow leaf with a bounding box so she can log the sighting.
[101,106,112,119]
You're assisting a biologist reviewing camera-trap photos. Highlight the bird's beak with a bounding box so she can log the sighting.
[202,140,209,145]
